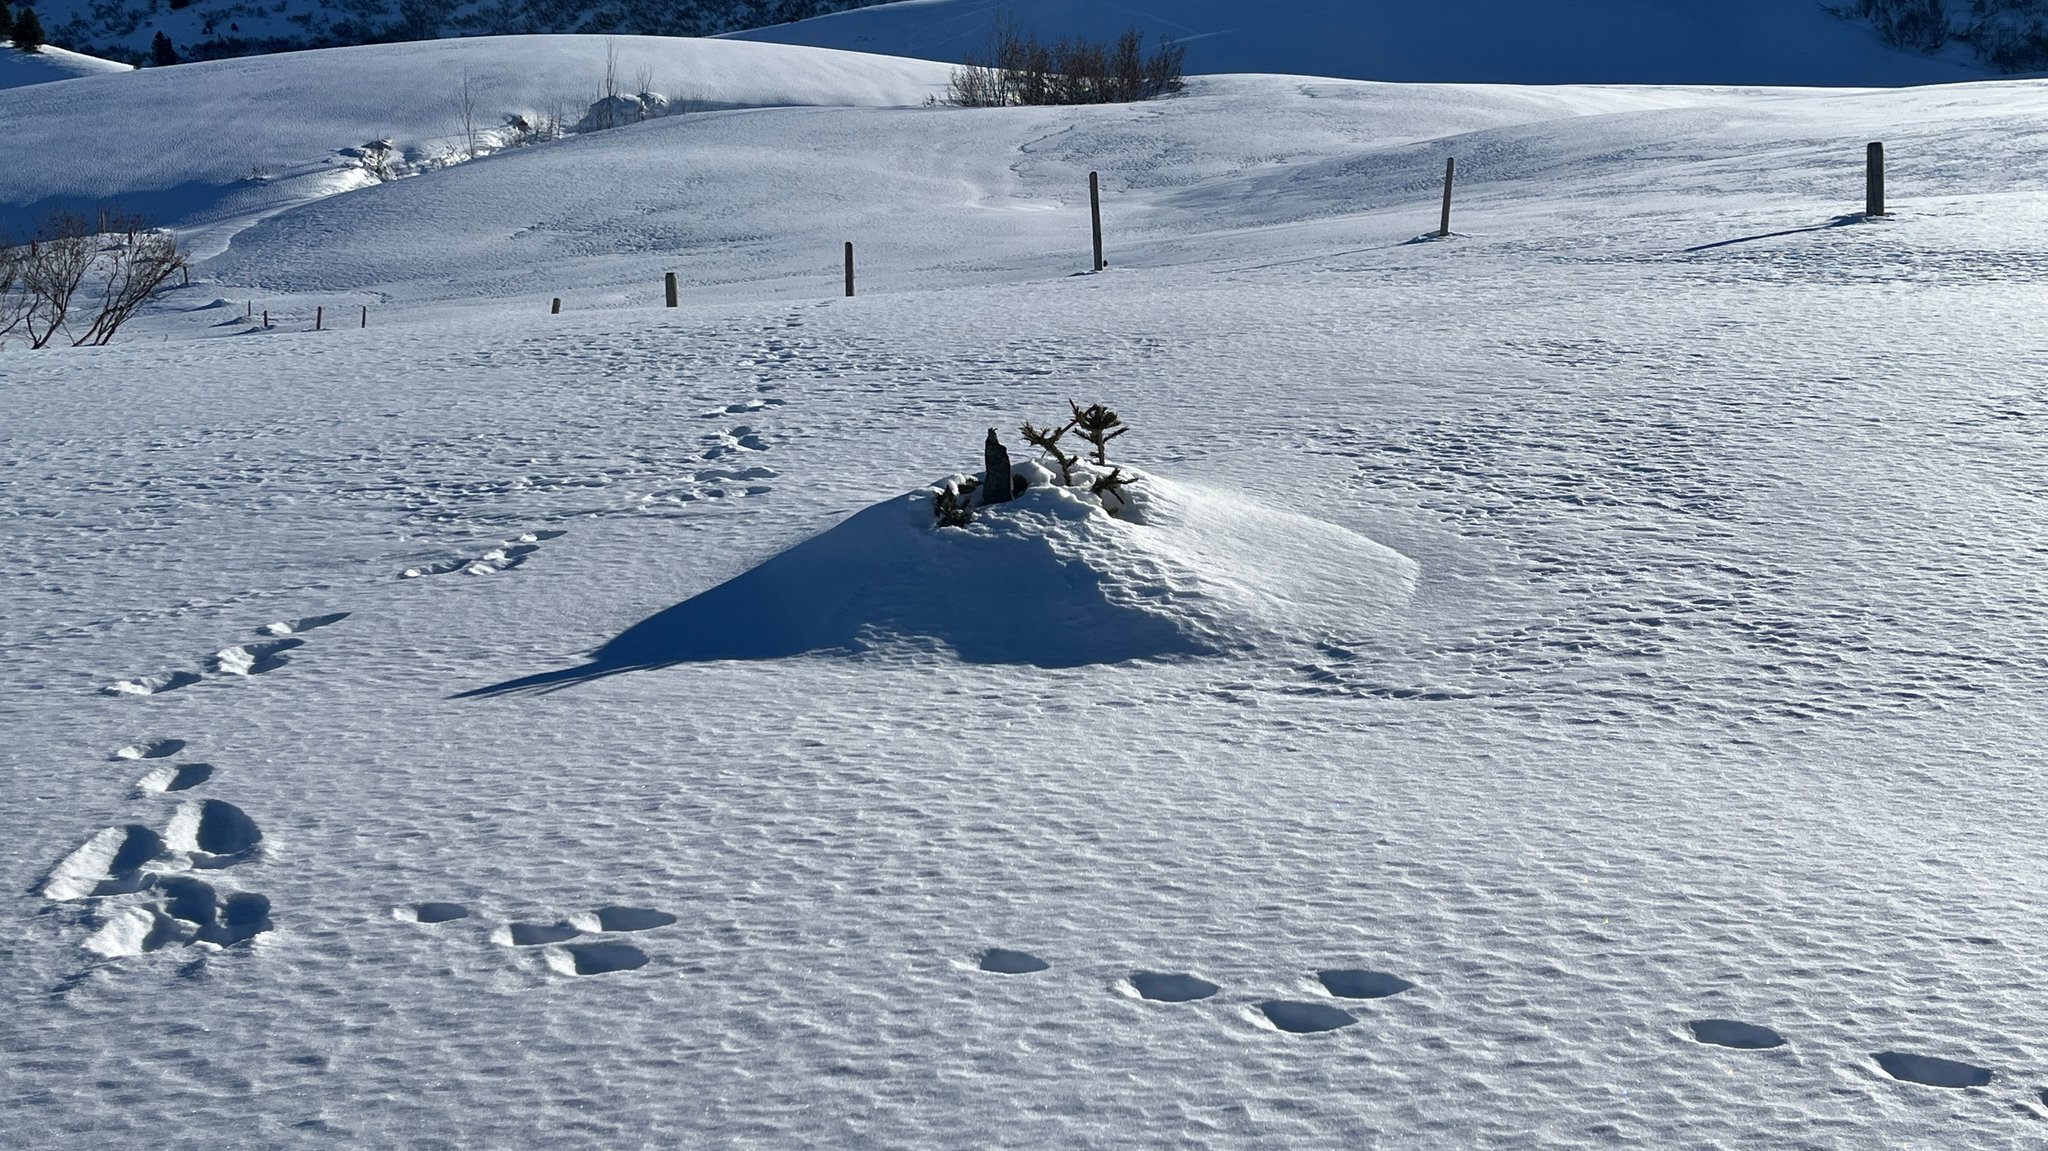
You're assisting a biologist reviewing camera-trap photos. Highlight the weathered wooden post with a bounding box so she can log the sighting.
[262,310,269,329]
[983,429,1013,506]
[1439,157,1456,239]
[360,305,368,329]
[551,297,561,315]
[244,301,251,319]
[181,266,189,287]
[665,271,678,308]
[1866,141,1885,217]
[844,241,855,297]
[315,306,323,331]
[1089,171,1104,271]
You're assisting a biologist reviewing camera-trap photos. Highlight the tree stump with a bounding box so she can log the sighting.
[983,429,1014,506]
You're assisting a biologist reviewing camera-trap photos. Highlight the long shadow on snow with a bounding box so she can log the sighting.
[458,497,1205,697]
[1682,214,1870,253]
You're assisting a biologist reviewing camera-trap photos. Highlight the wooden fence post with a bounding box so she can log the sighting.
[1866,141,1885,217]
[262,310,269,329]
[315,306,323,331]
[665,271,678,308]
[551,297,561,314]
[245,301,251,319]
[1439,157,1456,239]
[1090,171,1104,271]
[360,305,368,329]
[844,241,855,297]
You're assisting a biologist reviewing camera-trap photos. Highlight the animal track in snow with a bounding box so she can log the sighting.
[701,425,770,460]
[1687,1020,1786,1050]
[571,906,676,933]
[165,798,263,866]
[136,762,214,793]
[442,903,675,974]
[258,612,350,636]
[102,670,202,697]
[496,920,582,946]
[1127,972,1220,1002]
[103,611,348,696]
[700,397,785,418]
[546,941,649,976]
[1257,1000,1358,1034]
[209,638,305,676]
[1317,969,1415,999]
[977,948,1051,974]
[403,530,566,578]
[114,739,186,760]
[42,824,171,900]
[1874,1051,1994,1088]
[394,901,471,924]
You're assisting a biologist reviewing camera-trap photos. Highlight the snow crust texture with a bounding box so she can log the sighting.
[5,42,2048,1151]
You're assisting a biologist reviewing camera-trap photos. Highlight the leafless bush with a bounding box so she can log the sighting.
[0,213,189,348]
[949,20,1185,107]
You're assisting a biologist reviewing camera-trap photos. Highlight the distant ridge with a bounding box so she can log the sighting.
[728,0,1986,86]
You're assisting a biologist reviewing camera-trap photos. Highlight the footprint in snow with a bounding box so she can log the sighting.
[546,941,649,976]
[136,762,215,794]
[1687,1020,1786,1050]
[1256,1000,1357,1034]
[394,901,471,924]
[166,798,263,867]
[209,638,304,676]
[978,948,1051,975]
[1126,972,1220,1002]
[113,739,186,761]
[403,530,565,579]
[258,612,350,637]
[41,824,171,900]
[1874,1051,1994,1088]
[1317,969,1415,999]
[102,670,202,697]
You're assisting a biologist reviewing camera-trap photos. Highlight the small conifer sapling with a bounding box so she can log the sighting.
[1069,400,1127,465]
[12,5,45,53]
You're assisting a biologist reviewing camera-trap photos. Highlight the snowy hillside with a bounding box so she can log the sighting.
[0,35,951,250]
[730,0,1987,84]
[26,0,890,64]
[0,39,130,87]
[8,23,2048,1151]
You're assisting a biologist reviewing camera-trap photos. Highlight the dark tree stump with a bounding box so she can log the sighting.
[983,429,1013,506]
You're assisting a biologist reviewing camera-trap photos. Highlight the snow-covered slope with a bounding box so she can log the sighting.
[0,35,951,247]
[729,0,1986,84]
[0,40,132,88]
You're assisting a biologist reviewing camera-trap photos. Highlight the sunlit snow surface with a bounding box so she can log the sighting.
[6,60,2048,1148]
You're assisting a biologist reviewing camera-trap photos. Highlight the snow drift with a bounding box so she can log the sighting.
[465,472,1415,691]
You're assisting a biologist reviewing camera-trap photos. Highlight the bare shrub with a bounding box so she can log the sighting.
[949,21,1185,107]
[0,213,189,348]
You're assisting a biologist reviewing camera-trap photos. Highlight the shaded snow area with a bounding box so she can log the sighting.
[0,41,132,89]
[731,0,1986,85]
[7,47,2048,1150]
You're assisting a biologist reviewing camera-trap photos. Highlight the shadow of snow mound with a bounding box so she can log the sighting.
[462,473,1415,696]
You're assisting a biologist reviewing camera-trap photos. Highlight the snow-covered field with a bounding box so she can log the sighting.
[6,29,2048,1150]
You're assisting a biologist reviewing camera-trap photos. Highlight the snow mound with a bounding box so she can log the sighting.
[467,471,1414,693]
